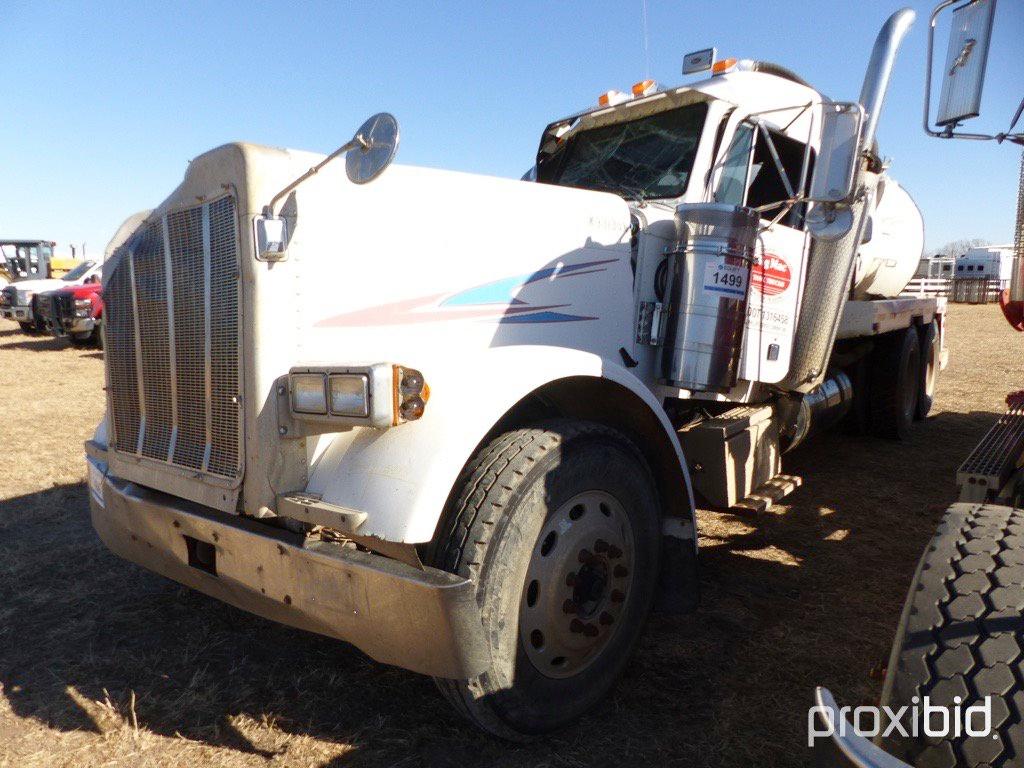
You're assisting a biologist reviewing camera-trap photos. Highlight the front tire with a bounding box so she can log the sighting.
[70,329,97,347]
[431,420,662,738]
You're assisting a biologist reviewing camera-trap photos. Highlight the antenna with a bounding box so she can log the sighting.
[641,0,651,79]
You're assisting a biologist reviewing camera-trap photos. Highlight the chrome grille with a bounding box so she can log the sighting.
[105,196,242,482]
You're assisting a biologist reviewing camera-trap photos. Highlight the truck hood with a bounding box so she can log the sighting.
[7,278,65,295]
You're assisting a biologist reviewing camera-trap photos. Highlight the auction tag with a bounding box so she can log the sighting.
[702,260,747,298]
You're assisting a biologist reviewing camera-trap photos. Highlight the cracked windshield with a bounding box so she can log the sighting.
[538,101,708,200]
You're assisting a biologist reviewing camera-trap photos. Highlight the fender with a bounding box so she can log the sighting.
[305,344,696,544]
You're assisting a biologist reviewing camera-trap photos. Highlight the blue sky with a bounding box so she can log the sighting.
[2,1,1021,256]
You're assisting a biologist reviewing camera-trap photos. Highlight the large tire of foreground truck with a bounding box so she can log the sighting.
[880,503,1024,767]
[428,419,663,739]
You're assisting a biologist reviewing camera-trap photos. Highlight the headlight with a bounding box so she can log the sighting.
[74,299,92,318]
[16,290,32,305]
[286,363,428,431]
[290,374,327,414]
[329,374,369,417]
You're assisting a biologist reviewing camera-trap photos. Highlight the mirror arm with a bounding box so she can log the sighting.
[264,136,364,218]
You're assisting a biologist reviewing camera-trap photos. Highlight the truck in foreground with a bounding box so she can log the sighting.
[87,6,947,739]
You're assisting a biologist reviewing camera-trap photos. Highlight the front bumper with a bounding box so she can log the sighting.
[87,455,489,679]
[62,316,96,335]
[812,688,911,768]
[1,305,31,322]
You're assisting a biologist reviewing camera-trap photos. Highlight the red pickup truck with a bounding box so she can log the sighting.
[37,281,103,347]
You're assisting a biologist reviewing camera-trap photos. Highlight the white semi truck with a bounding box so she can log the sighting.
[86,7,945,739]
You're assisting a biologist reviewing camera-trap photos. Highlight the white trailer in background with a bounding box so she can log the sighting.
[85,5,946,741]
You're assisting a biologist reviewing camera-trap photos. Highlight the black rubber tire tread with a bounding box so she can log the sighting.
[869,327,921,440]
[70,330,96,347]
[915,320,939,421]
[880,503,1024,767]
[429,419,661,739]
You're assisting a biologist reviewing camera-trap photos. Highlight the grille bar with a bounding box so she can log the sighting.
[105,196,242,484]
[202,204,213,473]
[162,216,179,464]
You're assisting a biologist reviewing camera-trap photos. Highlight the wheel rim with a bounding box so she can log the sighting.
[519,490,635,679]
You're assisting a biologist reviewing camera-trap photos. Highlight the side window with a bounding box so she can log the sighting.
[714,123,755,206]
[747,127,814,229]
[714,122,814,230]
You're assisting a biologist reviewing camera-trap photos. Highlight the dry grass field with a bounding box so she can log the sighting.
[0,303,1021,768]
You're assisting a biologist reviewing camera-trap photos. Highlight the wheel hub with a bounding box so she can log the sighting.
[519,490,635,679]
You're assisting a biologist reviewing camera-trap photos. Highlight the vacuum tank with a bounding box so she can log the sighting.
[852,175,925,299]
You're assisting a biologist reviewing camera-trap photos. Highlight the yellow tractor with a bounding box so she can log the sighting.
[0,240,81,288]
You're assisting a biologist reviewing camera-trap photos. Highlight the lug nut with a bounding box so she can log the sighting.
[594,538,609,554]
[570,618,586,634]
[578,549,592,564]
[599,611,615,626]
[562,599,577,614]
[611,589,625,603]
[565,572,577,587]
[614,564,629,578]
[607,545,623,559]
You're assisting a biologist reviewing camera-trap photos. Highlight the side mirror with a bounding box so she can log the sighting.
[935,0,996,128]
[257,112,401,261]
[345,113,400,185]
[808,102,864,204]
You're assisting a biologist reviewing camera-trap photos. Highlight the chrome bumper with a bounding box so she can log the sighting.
[1,306,30,321]
[87,456,489,679]
[65,317,96,334]
[813,688,912,768]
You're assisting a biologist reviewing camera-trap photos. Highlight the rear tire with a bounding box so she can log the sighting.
[915,320,939,420]
[880,503,1024,767]
[18,321,36,334]
[430,420,662,739]
[869,327,921,440]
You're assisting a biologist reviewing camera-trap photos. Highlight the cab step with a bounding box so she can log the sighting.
[732,474,803,513]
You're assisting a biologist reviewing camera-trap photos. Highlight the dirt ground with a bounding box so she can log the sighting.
[0,303,1021,768]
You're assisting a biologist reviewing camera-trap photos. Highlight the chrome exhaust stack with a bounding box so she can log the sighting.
[859,8,917,153]
[778,9,915,394]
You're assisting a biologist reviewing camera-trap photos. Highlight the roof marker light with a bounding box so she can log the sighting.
[631,79,658,97]
[598,90,631,107]
[711,57,738,75]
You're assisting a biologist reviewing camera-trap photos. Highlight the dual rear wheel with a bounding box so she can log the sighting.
[862,320,940,440]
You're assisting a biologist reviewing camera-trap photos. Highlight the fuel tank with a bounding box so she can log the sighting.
[852,176,924,300]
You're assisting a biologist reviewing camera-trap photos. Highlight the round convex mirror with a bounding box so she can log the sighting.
[345,113,400,184]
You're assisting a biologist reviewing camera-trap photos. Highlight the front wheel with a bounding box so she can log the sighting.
[70,329,97,347]
[431,420,662,739]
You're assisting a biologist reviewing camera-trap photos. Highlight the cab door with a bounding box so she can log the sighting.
[712,119,814,384]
